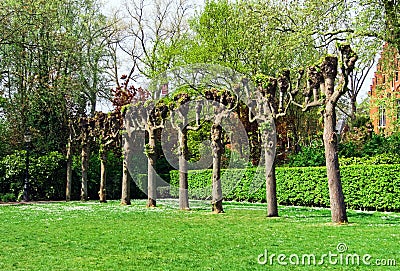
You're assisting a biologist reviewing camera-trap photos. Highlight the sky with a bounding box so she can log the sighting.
[100,0,375,109]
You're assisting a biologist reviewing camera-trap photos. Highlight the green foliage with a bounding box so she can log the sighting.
[362,133,400,156]
[0,151,66,200]
[221,148,251,169]
[175,0,321,76]
[286,140,325,167]
[339,153,400,166]
[338,131,400,159]
[187,121,212,163]
[72,151,122,200]
[0,119,13,158]
[170,164,400,211]
[0,0,110,155]
[0,193,16,202]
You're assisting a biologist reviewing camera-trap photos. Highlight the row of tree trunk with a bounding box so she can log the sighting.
[68,46,357,224]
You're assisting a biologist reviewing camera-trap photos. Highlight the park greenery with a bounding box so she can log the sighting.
[1,1,400,269]
[0,0,400,226]
[0,200,399,270]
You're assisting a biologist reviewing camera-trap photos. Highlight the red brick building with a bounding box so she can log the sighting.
[369,45,400,134]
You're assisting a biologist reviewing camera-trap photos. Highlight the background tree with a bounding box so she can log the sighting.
[93,111,122,203]
[113,0,192,96]
[111,75,148,205]
[0,0,114,154]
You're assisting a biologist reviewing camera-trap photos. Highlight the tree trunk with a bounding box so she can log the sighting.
[321,56,348,224]
[266,160,278,217]
[81,141,89,201]
[211,122,224,213]
[146,128,157,208]
[66,133,72,202]
[178,128,190,210]
[324,103,348,223]
[121,135,131,205]
[99,149,107,203]
[350,95,357,121]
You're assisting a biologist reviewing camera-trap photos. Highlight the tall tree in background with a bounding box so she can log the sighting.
[0,0,113,154]
[382,0,400,52]
[114,0,192,95]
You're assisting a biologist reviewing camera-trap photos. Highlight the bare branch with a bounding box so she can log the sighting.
[302,100,325,112]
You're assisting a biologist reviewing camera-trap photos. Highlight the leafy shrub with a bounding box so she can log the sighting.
[72,151,123,200]
[286,140,325,167]
[338,141,362,158]
[0,193,16,202]
[339,153,400,166]
[170,164,400,211]
[361,133,400,156]
[0,151,66,200]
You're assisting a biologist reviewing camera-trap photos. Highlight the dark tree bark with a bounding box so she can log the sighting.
[298,45,357,223]
[324,101,347,223]
[146,128,158,207]
[249,70,301,218]
[121,134,131,205]
[321,56,348,223]
[211,114,224,213]
[170,96,200,211]
[266,159,278,217]
[66,131,72,202]
[99,149,107,203]
[178,128,190,210]
[350,95,357,121]
[81,140,89,201]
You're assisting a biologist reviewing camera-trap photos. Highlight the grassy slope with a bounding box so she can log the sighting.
[0,200,399,270]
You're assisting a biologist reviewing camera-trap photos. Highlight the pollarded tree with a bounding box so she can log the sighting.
[78,116,96,201]
[76,111,122,202]
[248,70,304,217]
[93,111,122,203]
[203,88,238,213]
[124,100,168,207]
[65,95,86,201]
[293,44,358,223]
[111,75,149,205]
[169,92,203,210]
[149,64,254,212]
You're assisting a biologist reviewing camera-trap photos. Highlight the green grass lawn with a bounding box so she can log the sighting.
[0,200,399,270]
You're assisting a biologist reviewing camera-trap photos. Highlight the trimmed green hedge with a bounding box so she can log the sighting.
[134,173,171,199]
[339,153,400,166]
[169,165,400,211]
